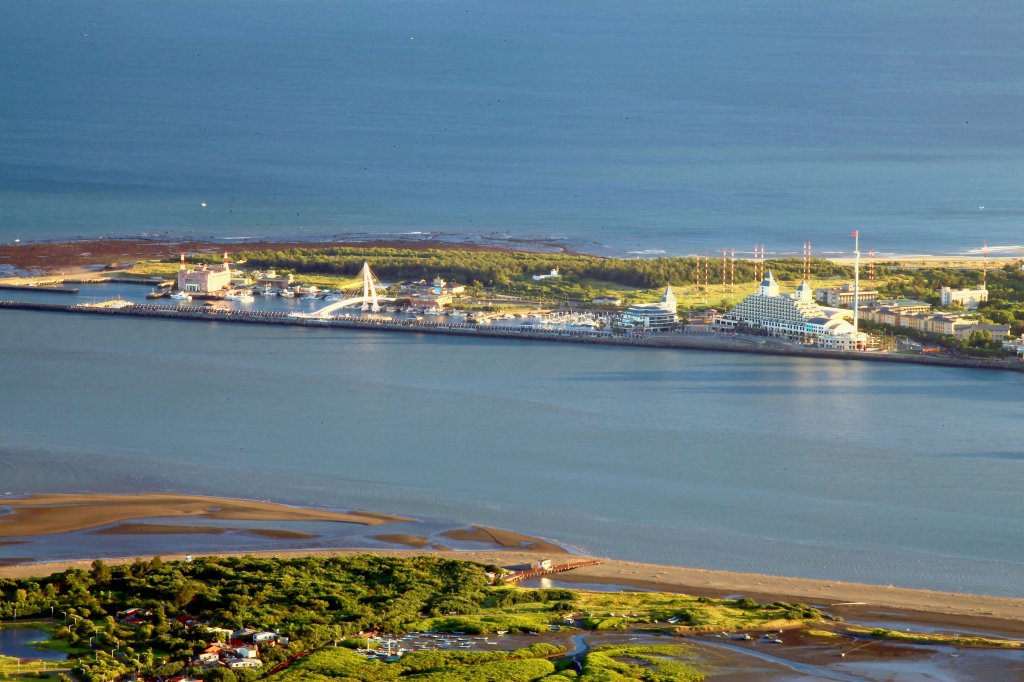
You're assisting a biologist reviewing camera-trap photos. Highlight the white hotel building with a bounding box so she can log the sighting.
[620,285,678,331]
[716,271,867,350]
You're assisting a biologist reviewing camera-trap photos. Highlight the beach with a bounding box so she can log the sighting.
[5,548,1024,638]
[1,493,1023,640]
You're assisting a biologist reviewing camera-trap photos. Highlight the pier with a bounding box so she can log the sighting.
[1,299,1022,373]
[503,560,603,584]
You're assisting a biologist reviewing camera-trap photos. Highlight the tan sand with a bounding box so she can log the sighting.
[0,493,409,536]
[241,529,318,540]
[92,523,318,541]
[372,533,433,548]
[94,523,228,535]
[440,526,566,553]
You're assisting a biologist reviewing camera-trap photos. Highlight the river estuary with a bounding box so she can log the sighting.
[1,310,1022,597]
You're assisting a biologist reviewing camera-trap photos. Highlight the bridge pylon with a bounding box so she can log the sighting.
[360,261,381,312]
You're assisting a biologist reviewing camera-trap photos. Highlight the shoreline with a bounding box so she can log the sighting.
[1,493,1023,635]
[4,299,1022,374]
[1,236,1019,276]
[4,547,1024,637]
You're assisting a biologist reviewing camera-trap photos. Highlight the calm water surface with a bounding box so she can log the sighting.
[2,1,1023,255]
[0,628,64,662]
[1,311,1022,597]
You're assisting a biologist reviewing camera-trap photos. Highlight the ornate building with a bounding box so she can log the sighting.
[177,253,232,294]
[717,271,866,350]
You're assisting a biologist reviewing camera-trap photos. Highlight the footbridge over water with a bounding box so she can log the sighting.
[301,262,394,317]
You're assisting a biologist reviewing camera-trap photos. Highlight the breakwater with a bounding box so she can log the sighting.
[2,299,1020,373]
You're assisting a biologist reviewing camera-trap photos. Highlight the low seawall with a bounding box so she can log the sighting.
[2,300,1021,374]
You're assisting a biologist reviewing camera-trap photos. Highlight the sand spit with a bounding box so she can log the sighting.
[0,492,409,537]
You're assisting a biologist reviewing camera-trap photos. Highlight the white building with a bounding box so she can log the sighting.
[717,271,867,350]
[815,282,879,307]
[620,285,678,331]
[177,253,232,294]
[532,268,561,281]
[227,659,263,669]
[939,286,988,309]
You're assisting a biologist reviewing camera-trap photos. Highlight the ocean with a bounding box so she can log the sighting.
[2,1,1023,256]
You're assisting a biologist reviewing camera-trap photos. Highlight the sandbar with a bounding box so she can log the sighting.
[0,492,409,537]
[372,533,433,549]
[440,525,566,553]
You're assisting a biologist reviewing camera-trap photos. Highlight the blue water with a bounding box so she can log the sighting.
[2,1,1023,255]
[0,628,64,662]
[1,310,1022,597]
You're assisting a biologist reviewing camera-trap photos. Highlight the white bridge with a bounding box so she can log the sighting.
[292,262,394,318]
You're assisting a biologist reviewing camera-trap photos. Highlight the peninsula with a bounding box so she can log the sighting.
[2,237,1022,373]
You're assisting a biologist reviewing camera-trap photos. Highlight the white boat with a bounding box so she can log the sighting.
[170,292,192,301]
[236,292,254,303]
[279,290,295,298]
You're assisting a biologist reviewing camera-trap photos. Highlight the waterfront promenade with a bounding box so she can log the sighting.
[1,298,1020,374]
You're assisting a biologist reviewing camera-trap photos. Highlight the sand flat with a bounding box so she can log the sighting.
[372,533,433,548]
[0,493,409,536]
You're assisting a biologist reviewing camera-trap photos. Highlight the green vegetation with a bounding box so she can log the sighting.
[177,246,848,293]
[116,262,179,280]
[805,629,841,638]
[265,643,705,682]
[263,644,563,682]
[128,245,1024,352]
[0,555,495,681]
[0,556,830,681]
[412,591,823,637]
[0,653,68,680]
[846,626,1023,649]
[579,644,705,681]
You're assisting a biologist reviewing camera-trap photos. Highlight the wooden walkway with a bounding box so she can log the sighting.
[503,559,601,583]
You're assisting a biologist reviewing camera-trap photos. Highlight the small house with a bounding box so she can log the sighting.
[227,658,263,669]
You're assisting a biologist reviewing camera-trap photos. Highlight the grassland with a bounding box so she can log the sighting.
[0,654,68,680]
[845,625,1024,649]
[117,261,363,291]
[264,643,707,681]
[416,589,823,635]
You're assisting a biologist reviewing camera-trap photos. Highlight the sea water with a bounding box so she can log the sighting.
[0,311,1022,597]
[2,1,1023,255]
